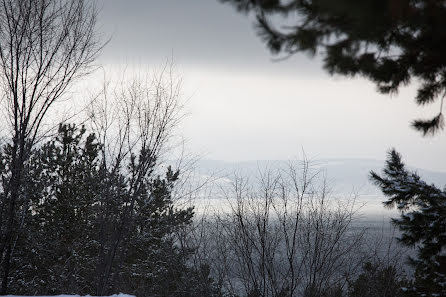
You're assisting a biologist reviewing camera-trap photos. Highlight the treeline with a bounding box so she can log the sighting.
[2,123,214,296]
[0,126,410,296]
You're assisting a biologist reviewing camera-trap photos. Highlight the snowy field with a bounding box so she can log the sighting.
[4,295,134,297]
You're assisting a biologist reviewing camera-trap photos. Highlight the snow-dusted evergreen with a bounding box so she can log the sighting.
[371,149,446,297]
[2,124,218,296]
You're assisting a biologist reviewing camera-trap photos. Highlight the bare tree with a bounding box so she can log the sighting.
[188,160,368,297]
[86,64,185,295]
[0,0,103,293]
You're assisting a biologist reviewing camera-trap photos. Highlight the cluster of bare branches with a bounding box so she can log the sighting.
[182,160,408,297]
[0,0,103,293]
[0,1,198,293]
[0,0,102,144]
[85,64,186,295]
[87,64,184,171]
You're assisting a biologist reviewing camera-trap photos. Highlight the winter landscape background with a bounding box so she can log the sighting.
[0,0,445,296]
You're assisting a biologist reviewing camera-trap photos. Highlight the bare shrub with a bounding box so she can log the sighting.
[187,160,369,297]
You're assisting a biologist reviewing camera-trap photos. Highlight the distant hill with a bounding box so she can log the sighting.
[192,159,446,196]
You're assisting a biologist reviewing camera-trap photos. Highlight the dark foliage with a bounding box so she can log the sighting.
[348,262,407,297]
[370,149,446,296]
[220,0,446,134]
[1,124,220,297]
[303,285,343,297]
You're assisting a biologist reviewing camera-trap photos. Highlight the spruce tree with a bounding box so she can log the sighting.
[11,124,101,294]
[6,123,220,296]
[370,149,446,296]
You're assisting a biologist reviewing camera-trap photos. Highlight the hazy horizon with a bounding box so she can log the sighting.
[86,0,446,172]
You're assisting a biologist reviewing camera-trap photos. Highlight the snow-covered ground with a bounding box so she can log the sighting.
[5,293,135,297]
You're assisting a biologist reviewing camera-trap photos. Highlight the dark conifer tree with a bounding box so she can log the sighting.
[5,124,220,296]
[370,149,446,297]
[10,124,102,294]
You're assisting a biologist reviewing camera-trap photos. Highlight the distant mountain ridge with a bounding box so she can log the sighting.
[192,158,446,195]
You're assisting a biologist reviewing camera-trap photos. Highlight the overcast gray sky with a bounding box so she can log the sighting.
[93,0,446,172]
